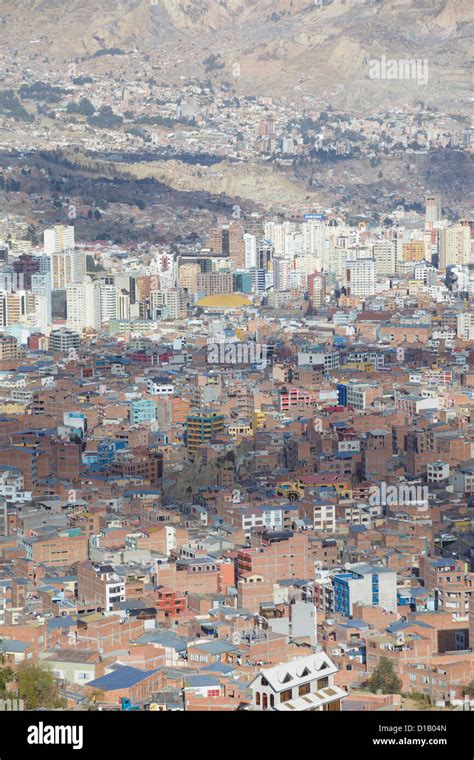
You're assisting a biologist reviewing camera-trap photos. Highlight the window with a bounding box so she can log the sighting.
[299,683,310,697]
[280,689,292,703]
[317,677,329,689]
[270,694,274,708]
[256,692,261,706]
[262,693,268,709]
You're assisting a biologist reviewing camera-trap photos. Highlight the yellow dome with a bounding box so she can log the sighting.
[196,293,252,309]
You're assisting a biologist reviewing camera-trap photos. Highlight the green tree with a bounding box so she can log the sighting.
[366,657,402,695]
[463,681,474,697]
[0,654,14,696]
[17,663,66,709]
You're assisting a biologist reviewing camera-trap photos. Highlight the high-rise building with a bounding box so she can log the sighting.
[44,225,75,255]
[372,240,396,275]
[210,224,245,267]
[244,234,257,269]
[13,254,41,290]
[264,221,297,257]
[402,241,425,262]
[0,498,7,537]
[150,288,186,320]
[116,289,131,321]
[258,241,274,270]
[425,196,442,226]
[273,257,291,291]
[66,279,101,333]
[302,216,326,270]
[0,335,18,361]
[50,248,86,290]
[346,258,376,297]
[178,263,200,293]
[99,282,117,324]
[308,272,327,307]
[439,223,471,270]
[197,272,233,297]
[31,272,52,330]
[0,291,35,326]
[251,268,266,293]
[457,312,474,341]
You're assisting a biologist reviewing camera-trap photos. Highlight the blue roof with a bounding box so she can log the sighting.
[46,616,76,632]
[184,675,220,688]
[387,620,433,633]
[86,666,160,691]
[202,663,236,675]
[0,639,30,653]
[193,640,236,655]
[136,632,188,651]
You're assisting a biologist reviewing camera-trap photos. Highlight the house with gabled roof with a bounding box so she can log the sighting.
[249,651,346,711]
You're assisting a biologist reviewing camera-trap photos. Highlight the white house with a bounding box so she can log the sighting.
[249,652,346,712]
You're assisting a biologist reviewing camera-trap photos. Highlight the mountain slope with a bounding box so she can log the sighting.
[0,0,472,109]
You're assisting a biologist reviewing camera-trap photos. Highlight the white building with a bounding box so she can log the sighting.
[146,377,175,396]
[273,257,291,291]
[346,258,376,297]
[427,461,450,483]
[249,652,346,712]
[0,468,31,504]
[150,288,186,320]
[457,312,474,341]
[372,240,396,276]
[44,225,75,255]
[439,224,471,270]
[302,218,326,270]
[99,283,117,324]
[425,195,442,226]
[49,249,86,290]
[66,279,101,333]
[244,234,257,269]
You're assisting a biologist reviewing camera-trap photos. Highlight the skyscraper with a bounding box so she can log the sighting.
[31,272,52,331]
[244,234,257,269]
[273,257,291,291]
[302,216,327,270]
[439,223,471,270]
[425,196,442,226]
[66,279,101,332]
[372,240,396,276]
[44,225,75,255]
[50,249,86,290]
[346,259,376,297]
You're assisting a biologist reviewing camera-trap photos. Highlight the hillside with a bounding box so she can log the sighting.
[0,0,472,110]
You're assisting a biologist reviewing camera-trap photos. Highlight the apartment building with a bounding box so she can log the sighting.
[77,562,126,612]
[333,563,397,616]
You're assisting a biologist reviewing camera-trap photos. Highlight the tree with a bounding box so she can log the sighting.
[0,655,14,697]
[463,681,474,697]
[67,98,95,117]
[17,663,66,710]
[366,657,402,695]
